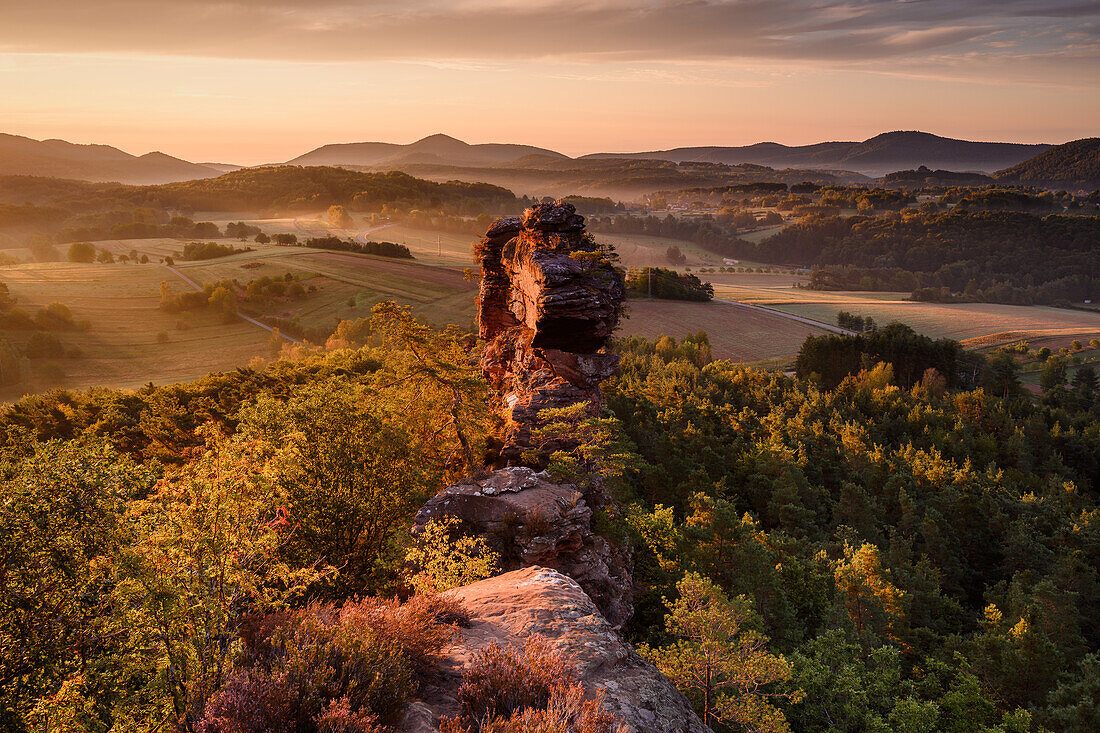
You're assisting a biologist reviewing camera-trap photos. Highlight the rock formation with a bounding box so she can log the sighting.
[401,567,709,733]
[476,201,624,464]
[412,466,633,628]
[413,203,632,626]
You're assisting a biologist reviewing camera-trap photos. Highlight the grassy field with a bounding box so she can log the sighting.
[0,260,269,399]
[619,299,825,363]
[704,275,1100,343]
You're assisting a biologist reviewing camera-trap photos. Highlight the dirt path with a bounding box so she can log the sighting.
[713,298,855,336]
[162,265,305,345]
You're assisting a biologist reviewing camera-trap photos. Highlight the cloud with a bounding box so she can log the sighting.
[0,0,1096,85]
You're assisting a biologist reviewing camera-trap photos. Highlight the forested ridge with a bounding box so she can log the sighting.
[763,210,1100,304]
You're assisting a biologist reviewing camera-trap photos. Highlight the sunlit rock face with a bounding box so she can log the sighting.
[411,204,633,629]
[476,201,624,465]
[400,567,710,733]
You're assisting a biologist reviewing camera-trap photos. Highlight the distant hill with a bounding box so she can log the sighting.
[0,166,519,216]
[286,133,569,168]
[0,133,225,184]
[882,166,994,188]
[994,138,1100,190]
[584,132,1051,177]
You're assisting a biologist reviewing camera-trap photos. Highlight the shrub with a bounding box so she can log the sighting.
[452,636,578,724]
[34,302,74,330]
[199,594,464,731]
[25,332,63,358]
[405,516,500,594]
[66,242,96,263]
[442,636,624,733]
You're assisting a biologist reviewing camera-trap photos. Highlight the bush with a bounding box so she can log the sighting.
[182,241,250,261]
[451,636,578,724]
[25,332,63,358]
[34,302,74,330]
[200,595,464,731]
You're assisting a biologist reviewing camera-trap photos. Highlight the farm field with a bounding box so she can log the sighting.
[592,232,733,268]
[0,260,269,399]
[705,275,1100,343]
[619,299,826,363]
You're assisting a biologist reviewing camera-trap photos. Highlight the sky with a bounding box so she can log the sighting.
[0,0,1097,164]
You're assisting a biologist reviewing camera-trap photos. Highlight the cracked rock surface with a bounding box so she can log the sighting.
[401,567,709,733]
[412,467,633,628]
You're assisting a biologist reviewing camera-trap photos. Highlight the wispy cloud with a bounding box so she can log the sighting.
[0,0,1095,79]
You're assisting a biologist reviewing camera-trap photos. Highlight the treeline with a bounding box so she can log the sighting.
[625,267,714,301]
[181,241,251,261]
[149,167,517,214]
[590,214,752,260]
[757,210,1100,305]
[55,211,220,243]
[296,235,413,259]
[159,272,308,316]
[794,323,981,389]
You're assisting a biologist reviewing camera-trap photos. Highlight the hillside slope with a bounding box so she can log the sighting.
[287,133,568,168]
[995,137,1100,189]
[586,131,1050,176]
[0,133,224,184]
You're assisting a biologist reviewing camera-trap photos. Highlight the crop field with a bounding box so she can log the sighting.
[0,260,269,399]
[619,299,825,363]
[591,232,732,268]
[705,275,1100,343]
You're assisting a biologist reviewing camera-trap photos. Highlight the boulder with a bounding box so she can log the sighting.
[404,567,710,733]
[412,467,633,628]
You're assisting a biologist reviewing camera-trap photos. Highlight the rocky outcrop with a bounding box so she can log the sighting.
[404,567,709,733]
[476,201,624,464]
[412,467,632,628]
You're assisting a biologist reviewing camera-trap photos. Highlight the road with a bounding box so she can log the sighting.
[292,217,393,247]
[162,265,305,345]
[713,298,857,336]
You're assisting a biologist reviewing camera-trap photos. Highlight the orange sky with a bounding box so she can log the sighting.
[1,1,1097,164]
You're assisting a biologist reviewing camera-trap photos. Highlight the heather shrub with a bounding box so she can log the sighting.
[199,595,465,732]
[442,636,576,727]
[478,685,626,733]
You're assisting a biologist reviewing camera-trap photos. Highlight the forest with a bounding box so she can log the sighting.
[2,303,1100,731]
[625,267,714,301]
[761,211,1100,305]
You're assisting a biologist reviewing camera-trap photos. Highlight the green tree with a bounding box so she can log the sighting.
[405,516,500,593]
[0,441,156,728]
[984,351,1023,400]
[327,204,354,229]
[638,573,801,732]
[66,241,96,263]
[1040,356,1068,394]
[119,429,328,730]
[236,380,440,597]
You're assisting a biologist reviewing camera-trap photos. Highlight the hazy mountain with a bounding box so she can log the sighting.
[995,138,1100,189]
[584,132,1051,177]
[286,133,569,168]
[0,133,225,184]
